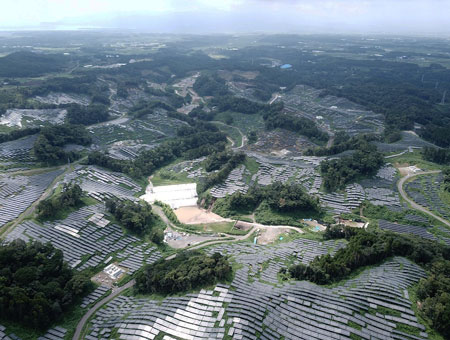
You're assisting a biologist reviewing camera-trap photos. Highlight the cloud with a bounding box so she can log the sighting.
[0,0,449,35]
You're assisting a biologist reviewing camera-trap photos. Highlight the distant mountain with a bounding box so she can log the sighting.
[0,51,68,77]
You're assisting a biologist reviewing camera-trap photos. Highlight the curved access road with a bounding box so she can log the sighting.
[73,279,136,340]
[165,226,257,260]
[73,209,305,339]
[72,226,256,340]
[212,121,246,149]
[397,170,450,228]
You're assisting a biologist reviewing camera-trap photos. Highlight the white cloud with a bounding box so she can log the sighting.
[0,0,449,34]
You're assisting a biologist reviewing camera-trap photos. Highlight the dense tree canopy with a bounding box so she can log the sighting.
[105,199,160,237]
[306,132,379,156]
[193,75,230,97]
[0,240,91,329]
[37,183,84,220]
[214,182,321,216]
[0,51,67,77]
[417,260,450,337]
[33,124,92,164]
[320,142,384,191]
[66,103,109,125]
[32,75,97,96]
[0,127,40,144]
[264,112,329,144]
[212,95,267,114]
[135,251,232,294]
[204,150,233,172]
[422,147,450,165]
[443,167,450,192]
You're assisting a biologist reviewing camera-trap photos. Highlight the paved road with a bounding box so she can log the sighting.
[385,149,408,159]
[269,93,281,105]
[73,221,258,339]
[165,226,256,260]
[73,279,136,340]
[72,226,254,340]
[397,170,450,228]
[73,201,306,338]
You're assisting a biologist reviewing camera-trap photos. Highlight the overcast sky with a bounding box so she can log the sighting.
[1,0,450,35]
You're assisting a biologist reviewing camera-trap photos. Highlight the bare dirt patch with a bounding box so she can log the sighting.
[339,219,366,228]
[175,206,231,224]
[397,165,421,176]
[257,227,292,245]
[302,219,327,231]
[232,70,259,80]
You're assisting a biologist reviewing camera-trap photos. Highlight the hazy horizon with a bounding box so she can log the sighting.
[2,0,450,36]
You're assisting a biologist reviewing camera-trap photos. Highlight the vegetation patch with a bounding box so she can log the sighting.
[0,240,92,330]
[33,124,91,164]
[106,199,164,243]
[135,251,232,295]
[321,142,384,191]
[36,183,85,221]
[213,182,322,225]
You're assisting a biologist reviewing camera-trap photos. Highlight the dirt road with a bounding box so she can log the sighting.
[212,120,246,149]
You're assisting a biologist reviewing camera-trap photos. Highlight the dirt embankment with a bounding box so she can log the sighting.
[175,206,232,224]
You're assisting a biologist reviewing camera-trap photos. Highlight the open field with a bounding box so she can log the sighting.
[175,206,231,224]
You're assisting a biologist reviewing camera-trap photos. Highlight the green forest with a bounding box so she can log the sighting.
[213,182,322,217]
[33,124,92,164]
[105,199,162,242]
[135,251,232,294]
[320,142,384,191]
[37,183,84,220]
[0,240,91,329]
[0,51,68,77]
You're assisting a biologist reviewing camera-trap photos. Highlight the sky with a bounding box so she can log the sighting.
[1,0,450,35]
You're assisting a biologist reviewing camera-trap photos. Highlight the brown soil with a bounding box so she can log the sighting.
[175,206,231,224]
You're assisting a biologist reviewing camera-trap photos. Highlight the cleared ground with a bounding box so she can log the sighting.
[175,206,231,224]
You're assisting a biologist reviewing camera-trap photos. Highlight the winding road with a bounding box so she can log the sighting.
[72,210,305,339]
[73,279,136,340]
[72,225,257,340]
[397,170,450,228]
[212,120,246,149]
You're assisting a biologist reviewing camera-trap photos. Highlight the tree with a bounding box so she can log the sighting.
[36,183,84,220]
[321,142,384,191]
[105,199,159,237]
[150,229,164,245]
[33,124,92,164]
[248,131,258,144]
[135,251,232,295]
[0,240,91,329]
